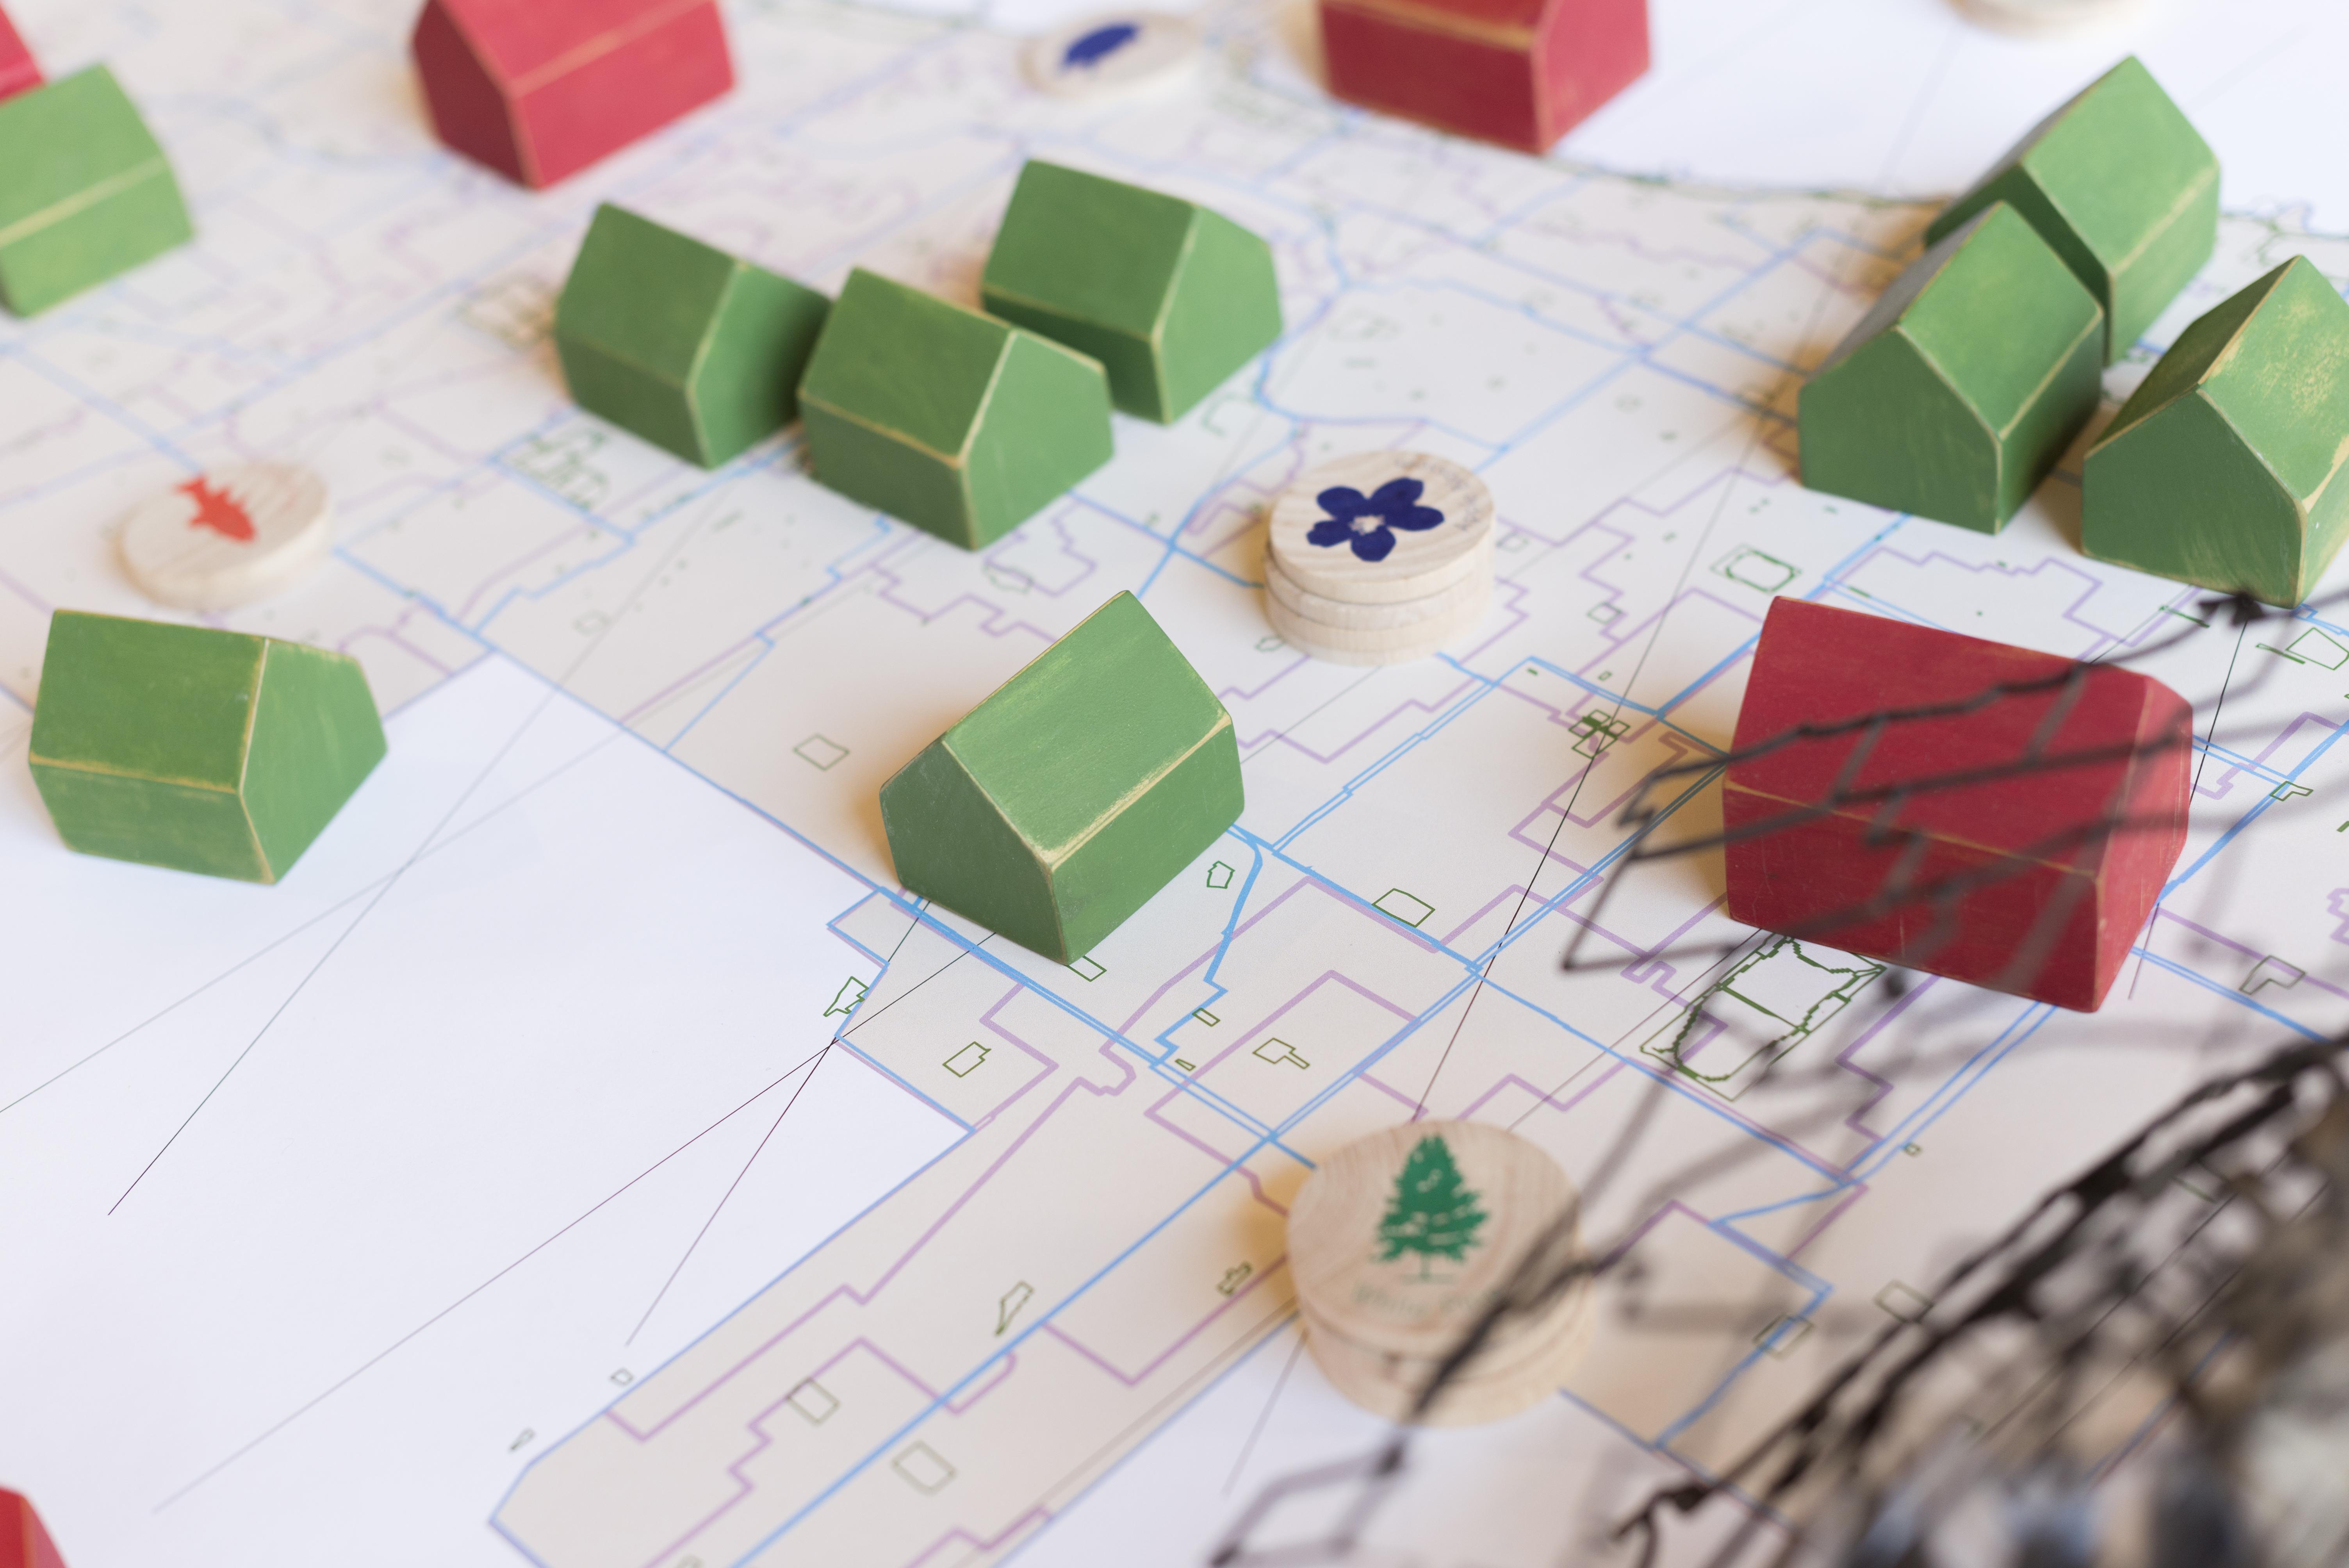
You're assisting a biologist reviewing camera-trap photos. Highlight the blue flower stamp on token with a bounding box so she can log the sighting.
[1266,450,1495,604]
[1025,12,1200,99]
[1307,477,1445,562]
[1060,21,1139,69]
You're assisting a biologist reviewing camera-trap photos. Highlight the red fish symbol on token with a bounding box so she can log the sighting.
[178,477,256,542]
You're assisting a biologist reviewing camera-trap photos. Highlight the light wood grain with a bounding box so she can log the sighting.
[1288,1120,1592,1424]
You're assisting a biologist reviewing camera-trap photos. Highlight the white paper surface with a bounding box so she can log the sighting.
[2,0,2346,1564]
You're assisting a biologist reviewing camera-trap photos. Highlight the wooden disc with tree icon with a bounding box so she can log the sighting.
[1287,1120,1593,1425]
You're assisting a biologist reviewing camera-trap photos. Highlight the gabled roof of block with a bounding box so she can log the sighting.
[2100,258,2349,508]
[1729,598,2183,872]
[802,269,1011,464]
[1817,204,2099,440]
[940,593,1229,864]
[1321,0,1551,45]
[29,613,266,789]
[0,66,167,241]
[557,204,739,385]
[431,0,718,92]
[1933,57,2217,268]
[983,162,1196,342]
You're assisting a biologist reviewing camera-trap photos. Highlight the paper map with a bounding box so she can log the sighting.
[5,0,2349,1564]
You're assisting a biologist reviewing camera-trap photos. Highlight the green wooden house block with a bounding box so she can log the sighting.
[798,268,1113,550]
[1799,203,2103,534]
[1926,56,2217,365]
[2083,257,2349,608]
[879,592,1242,962]
[0,65,194,317]
[980,160,1282,423]
[29,612,387,884]
[555,204,831,468]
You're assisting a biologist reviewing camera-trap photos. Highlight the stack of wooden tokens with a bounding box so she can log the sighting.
[1287,1120,1592,1425]
[1263,452,1495,665]
[1023,12,1201,100]
[118,462,332,611]
[1964,0,2142,35]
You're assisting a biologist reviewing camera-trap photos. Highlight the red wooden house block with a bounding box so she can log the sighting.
[1317,0,1646,153]
[0,1489,68,1568]
[0,5,41,103]
[1723,599,2192,1013]
[410,0,733,189]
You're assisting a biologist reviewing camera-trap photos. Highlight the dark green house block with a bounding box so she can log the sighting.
[1926,56,2217,364]
[29,612,387,884]
[2082,257,2349,607]
[555,204,831,468]
[980,160,1282,423]
[879,592,1242,962]
[798,268,1113,550]
[1799,203,2103,534]
[0,65,194,317]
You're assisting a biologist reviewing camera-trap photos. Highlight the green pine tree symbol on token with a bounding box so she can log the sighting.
[1376,1135,1489,1280]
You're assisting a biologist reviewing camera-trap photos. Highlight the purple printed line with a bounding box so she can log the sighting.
[1080,1035,1138,1094]
[1128,1092,1298,1212]
[608,1078,1119,1444]
[1833,546,2128,661]
[454,522,613,625]
[1611,896,1736,1004]
[1572,584,1760,693]
[2189,710,2340,802]
[1355,1070,1420,1112]
[2155,909,2349,1005]
[1438,880,1567,948]
[617,636,766,728]
[1830,976,1938,1142]
[867,584,1060,647]
[1602,1196,1708,1269]
[606,1049,1137,1561]
[2153,908,2261,962]
[340,624,458,676]
[861,545,1067,646]
[619,1044,1280,1566]
[1458,1064,1623,1124]
[1779,1182,1869,1261]
[1144,1094,1250,1168]
[973,986,1075,1115]
[1509,207,1768,272]
[898,1506,1054,1568]
[1112,873,1329,1039]
[627,1340,1031,1568]
[1039,1250,1285,1387]
[1663,1012,1729,1066]
[0,563,53,616]
[1506,725,1715,847]
[1234,677,1482,767]
[1229,1162,1292,1217]
[1160,970,1419,1095]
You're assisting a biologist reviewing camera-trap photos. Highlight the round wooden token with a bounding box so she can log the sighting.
[1299,1253,1592,1394]
[1264,575,1490,665]
[1266,452,1494,604]
[1960,0,2144,36]
[118,463,333,611]
[1265,551,1490,631]
[1297,1279,1593,1425]
[1023,12,1201,100]
[1288,1120,1592,1424]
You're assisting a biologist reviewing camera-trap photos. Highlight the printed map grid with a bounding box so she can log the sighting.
[6,1,2349,1566]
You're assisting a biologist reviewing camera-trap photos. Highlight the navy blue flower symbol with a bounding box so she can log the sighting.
[1306,478,1444,562]
[1061,21,1139,69]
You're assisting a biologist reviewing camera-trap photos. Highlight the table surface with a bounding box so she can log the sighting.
[2,1,2344,1564]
